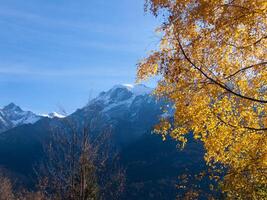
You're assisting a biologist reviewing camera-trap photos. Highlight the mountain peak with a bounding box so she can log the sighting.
[92,84,153,104]
[3,103,22,112]
[111,84,153,96]
[0,103,42,133]
[86,84,157,114]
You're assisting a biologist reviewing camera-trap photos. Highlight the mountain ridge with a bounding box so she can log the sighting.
[0,103,41,133]
[0,103,69,133]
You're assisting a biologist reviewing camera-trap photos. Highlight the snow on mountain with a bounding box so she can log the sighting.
[88,84,154,112]
[0,103,42,133]
[120,84,153,96]
[42,112,66,119]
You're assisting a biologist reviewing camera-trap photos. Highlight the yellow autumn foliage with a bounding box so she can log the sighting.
[138,0,267,199]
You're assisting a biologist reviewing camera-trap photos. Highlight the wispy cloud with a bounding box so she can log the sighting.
[0,6,153,38]
[0,6,158,54]
[0,7,106,33]
[0,64,134,78]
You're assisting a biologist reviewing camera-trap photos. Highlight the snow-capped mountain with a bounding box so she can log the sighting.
[87,84,155,112]
[0,103,41,133]
[67,84,169,145]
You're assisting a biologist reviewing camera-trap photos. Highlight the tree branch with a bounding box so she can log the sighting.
[177,38,267,103]
[216,114,267,132]
[226,35,267,49]
[225,61,267,79]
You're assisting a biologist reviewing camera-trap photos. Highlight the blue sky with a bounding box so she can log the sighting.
[0,0,161,114]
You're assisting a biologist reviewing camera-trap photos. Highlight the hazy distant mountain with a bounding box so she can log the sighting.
[0,103,41,133]
[0,103,67,134]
